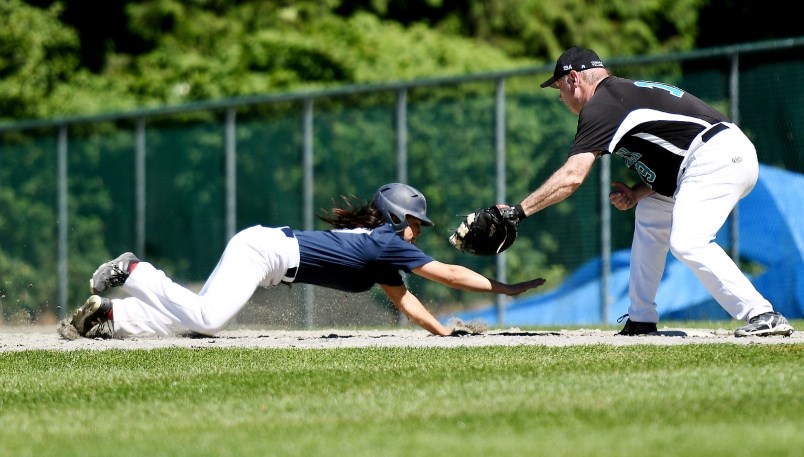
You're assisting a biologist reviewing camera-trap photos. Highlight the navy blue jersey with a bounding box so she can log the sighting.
[571,76,729,196]
[292,224,434,292]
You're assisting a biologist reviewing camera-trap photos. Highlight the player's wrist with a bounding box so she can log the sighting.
[513,204,527,220]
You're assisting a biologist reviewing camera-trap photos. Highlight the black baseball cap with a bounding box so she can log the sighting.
[540,46,605,88]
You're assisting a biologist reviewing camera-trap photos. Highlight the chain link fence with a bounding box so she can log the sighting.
[1,37,802,327]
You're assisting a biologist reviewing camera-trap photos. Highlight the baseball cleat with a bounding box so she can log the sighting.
[90,252,139,294]
[734,312,794,337]
[70,295,113,336]
[616,314,657,335]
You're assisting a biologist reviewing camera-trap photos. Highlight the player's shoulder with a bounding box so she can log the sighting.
[344,223,401,246]
[367,224,394,237]
[373,224,425,251]
[596,76,643,95]
[607,76,692,99]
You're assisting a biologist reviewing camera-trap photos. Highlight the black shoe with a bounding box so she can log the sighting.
[616,314,657,335]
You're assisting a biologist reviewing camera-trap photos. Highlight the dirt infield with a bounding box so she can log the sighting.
[0,324,800,351]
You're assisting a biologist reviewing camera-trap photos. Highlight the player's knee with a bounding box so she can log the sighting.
[187,321,227,336]
[669,234,706,261]
[199,316,231,335]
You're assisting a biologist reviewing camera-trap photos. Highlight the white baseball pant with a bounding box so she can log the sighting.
[626,123,775,323]
[110,225,300,337]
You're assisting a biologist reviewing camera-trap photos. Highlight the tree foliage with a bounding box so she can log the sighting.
[336,0,706,59]
[4,0,717,121]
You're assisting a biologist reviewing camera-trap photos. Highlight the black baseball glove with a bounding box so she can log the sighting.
[448,204,525,256]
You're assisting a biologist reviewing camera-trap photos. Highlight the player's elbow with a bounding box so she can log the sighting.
[417,262,477,290]
[565,167,589,188]
[563,154,595,188]
[440,265,475,289]
[566,178,585,193]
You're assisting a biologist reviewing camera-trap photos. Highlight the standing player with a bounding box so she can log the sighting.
[66,183,545,338]
[493,46,793,337]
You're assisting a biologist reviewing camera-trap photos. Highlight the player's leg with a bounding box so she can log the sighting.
[193,226,297,329]
[88,248,267,337]
[119,226,294,335]
[625,194,674,326]
[669,127,775,321]
[117,260,256,335]
[107,295,181,336]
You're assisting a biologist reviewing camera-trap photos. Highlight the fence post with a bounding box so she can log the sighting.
[494,77,507,325]
[396,88,409,326]
[599,154,612,324]
[57,126,68,319]
[302,98,315,328]
[729,52,741,265]
[396,89,408,185]
[225,108,237,242]
[135,118,146,257]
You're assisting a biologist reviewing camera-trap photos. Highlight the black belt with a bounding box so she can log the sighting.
[280,227,297,285]
[701,123,729,143]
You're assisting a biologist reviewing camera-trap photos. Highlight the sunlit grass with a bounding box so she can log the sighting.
[1,344,802,457]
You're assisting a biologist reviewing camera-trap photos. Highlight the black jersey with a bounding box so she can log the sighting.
[570,76,729,196]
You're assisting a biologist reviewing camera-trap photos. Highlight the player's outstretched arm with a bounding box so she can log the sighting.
[380,284,452,336]
[380,284,495,337]
[413,261,545,296]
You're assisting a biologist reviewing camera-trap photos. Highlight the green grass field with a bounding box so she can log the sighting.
[2,332,802,457]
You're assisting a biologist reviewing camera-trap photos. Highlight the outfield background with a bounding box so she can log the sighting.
[0,37,802,328]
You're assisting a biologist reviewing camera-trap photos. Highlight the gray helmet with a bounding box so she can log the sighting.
[374,183,434,232]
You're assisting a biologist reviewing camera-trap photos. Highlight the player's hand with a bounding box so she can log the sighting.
[609,182,636,210]
[506,277,547,296]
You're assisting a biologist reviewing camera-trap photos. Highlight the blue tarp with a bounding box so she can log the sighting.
[443,164,804,325]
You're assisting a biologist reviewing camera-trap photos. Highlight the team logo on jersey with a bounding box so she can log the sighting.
[614,147,642,168]
[615,147,657,183]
